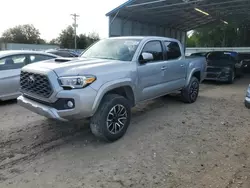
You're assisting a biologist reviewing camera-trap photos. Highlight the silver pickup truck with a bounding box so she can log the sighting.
[18,36,206,142]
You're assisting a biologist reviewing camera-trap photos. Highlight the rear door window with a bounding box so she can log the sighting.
[207,52,234,61]
[164,41,181,60]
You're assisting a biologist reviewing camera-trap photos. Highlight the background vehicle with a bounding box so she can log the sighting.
[205,51,243,83]
[0,50,59,101]
[18,36,206,142]
[189,52,207,57]
[46,49,79,57]
[239,53,250,73]
[245,84,250,109]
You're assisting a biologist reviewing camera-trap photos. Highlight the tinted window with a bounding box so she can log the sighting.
[164,41,181,60]
[0,55,27,70]
[239,53,250,60]
[207,52,235,61]
[190,52,207,57]
[140,41,163,62]
[29,54,55,63]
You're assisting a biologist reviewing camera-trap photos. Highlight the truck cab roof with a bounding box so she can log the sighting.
[108,36,180,43]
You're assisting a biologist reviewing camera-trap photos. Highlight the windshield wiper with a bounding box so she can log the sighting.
[99,57,117,60]
[80,56,118,60]
[88,57,117,60]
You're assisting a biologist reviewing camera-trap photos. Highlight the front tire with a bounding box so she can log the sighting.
[181,77,199,103]
[90,94,131,142]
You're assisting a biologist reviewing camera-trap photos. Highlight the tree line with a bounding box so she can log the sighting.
[0,24,100,49]
[187,24,250,47]
[2,23,249,48]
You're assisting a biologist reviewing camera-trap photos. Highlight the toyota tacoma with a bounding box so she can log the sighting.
[18,36,206,142]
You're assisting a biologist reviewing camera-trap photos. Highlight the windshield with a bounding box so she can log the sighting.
[190,52,207,57]
[207,52,237,61]
[239,53,250,60]
[81,38,141,61]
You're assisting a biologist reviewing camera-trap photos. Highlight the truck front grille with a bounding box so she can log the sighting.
[206,67,222,72]
[20,71,53,98]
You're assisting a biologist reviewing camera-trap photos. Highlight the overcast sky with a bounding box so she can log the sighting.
[0,0,126,41]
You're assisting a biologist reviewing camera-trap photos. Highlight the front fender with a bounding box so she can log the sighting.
[91,78,136,114]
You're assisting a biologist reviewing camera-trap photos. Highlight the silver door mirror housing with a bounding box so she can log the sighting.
[141,52,154,61]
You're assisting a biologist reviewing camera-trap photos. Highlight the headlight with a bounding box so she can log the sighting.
[58,76,96,89]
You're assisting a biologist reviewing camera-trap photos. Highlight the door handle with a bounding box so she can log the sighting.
[180,64,184,67]
[161,66,167,70]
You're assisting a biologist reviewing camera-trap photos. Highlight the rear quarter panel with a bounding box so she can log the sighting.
[185,56,207,85]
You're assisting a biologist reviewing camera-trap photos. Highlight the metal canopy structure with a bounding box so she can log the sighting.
[106,0,250,32]
[106,0,250,46]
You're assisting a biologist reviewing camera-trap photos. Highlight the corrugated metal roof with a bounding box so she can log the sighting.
[106,0,250,31]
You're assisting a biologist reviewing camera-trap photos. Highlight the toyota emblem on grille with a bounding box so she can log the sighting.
[28,75,35,85]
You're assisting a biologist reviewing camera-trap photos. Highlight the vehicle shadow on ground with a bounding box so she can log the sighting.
[0,95,184,152]
[2,95,185,150]
[0,94,208,175]
[202,80,226,86]
[0,99,17,106]
[44,95,185,143]
[33,95,186,149]
[132,94,182,116]
[0,92,211,154]
[202,73,250,86]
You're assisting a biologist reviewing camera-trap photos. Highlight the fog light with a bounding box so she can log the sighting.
[67,101,74,108]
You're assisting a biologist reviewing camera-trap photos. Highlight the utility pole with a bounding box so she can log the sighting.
[71,13,79,49]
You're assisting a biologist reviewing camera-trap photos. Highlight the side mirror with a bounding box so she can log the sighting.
[140,52,154,63]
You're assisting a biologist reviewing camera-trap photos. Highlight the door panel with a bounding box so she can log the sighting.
[0,69,21,98]
[0,54,27,99]
[163,41,187,90]
[137,40,166,101]
[164,59,187,89]
[137,62,167,101]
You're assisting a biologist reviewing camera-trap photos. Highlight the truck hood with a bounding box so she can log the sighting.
[24,57,131,77]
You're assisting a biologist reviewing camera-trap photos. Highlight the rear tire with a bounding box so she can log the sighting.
[90,94,131,142]
[181,77,199,103]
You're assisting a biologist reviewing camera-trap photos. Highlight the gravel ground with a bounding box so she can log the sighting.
[1,77,250,188]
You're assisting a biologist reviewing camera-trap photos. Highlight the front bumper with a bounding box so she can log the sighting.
[18,95,68,121]
[205,71,230,81]
[17,86,98,121]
